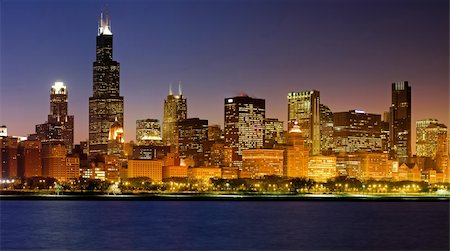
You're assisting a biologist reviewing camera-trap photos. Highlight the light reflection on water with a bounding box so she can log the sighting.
[1,201,449,250]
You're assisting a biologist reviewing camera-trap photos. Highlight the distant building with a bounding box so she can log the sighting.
[41,143,79,181]
[333,110,382,153]
[320,104,334,152]
[359,152,390,180]
[416,119,447,158]
[285,123,309,178]
[264,118,284,147]
[104,155,121,182]
[242,149,284,178]
[390,81,411,162]
[89,12,124,157]
[380,111,390,153]
[392,163,421,182]
[19,140,42,178]
[287,90,320,155]
[136,119,162,146]
[0,126,7,137]
[162,166,188,179]
[308,155,337,182]
[224,95,265,167]
[162,82,187,151]
[208,125,222,141]
[107,119,124,157]
[188,166,222,181]
[36,82,74,152]
[127,159,163,181]
[178,118,208,167]
[131,145,170,160]
[0,137,20,178]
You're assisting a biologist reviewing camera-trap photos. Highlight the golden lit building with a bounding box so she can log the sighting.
[359,152,390,180]
[41,143,67,179]
[163,165,188,179]
[222,167,239,179]
[104,155,121,181]
[285,123,309,178]
[392,163,421,182]
[188,166,221,181]
[107,119,125,157]
[242,149,284,178]
[308,155,337,182]
[127,159,163,181]
[19,140,42,177]
[65,155,80,180]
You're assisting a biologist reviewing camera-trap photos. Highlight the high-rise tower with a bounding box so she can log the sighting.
[162,82,187,151]
[389,81,411,162]
[287,90,320,155]
[89,11,124,157]
[35,81,74,152]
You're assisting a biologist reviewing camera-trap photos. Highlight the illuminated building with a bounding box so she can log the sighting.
[287,90,320,155]
[392,163,421,182]
[333,110,382,153]
[285,123,309,178]
[131,145,170,160]
[242,149,284,178]
[188,166,221,181]
[89,11,124,157]
[162,165,188,179]
[389,81,411,162]
[0,125,7,137]
[209,142,225,167]
[127,159,163,181]
[107,119,124,157]
[320,104,334,152]
[335,152,361,178]
[164,152,181,167]
[41,143,79,181]
[136,119,162,146]
[18,140,42,178]
[208,125,222,141]
[35,82,74,152]
[380,112,390,153]
[104,155,121,181]
[177,118,208,167]
[162,82,187,151]
[224,95,265,167]
[221,167,239,179]
[307,155,337,182]
[416,119,447,158]
[359,152,390,180]
[0,137,20,178]
[264,118,284,147]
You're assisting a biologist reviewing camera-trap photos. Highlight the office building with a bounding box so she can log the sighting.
[89,12,124,157]
[224,95,265,167]
[178,118,208,167]
[162,83,187,151]
[188,166,222,181]
[308,155,337,182]
[320,104,334,152]
[18,140,42,178]
[389,81,411,162]
[35,82,74,152]
[0,137,20,178]
[127,159,164,181]
[136,119,162,146]
[333,110,382,153]
[264,118,284,147]
[416,119,447,158]
[242,149,284,178]
[285,123,309,178]
[287,90,320,155]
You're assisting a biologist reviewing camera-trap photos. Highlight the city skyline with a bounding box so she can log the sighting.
[1,0,448,154]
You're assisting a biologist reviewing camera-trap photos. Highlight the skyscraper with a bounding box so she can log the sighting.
[287,90,320,155]
[178,118,208,167]
[89,11,124,157]
[162,83,187,151]
[35,81,74,152]
[224,95,265,167]
[416,119,447,158]
[264,118,284,147]
[389,81,411,162]
[319,104,334,152]
[136,119,162,146]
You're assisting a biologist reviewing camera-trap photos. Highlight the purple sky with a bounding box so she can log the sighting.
[1,0,448,153]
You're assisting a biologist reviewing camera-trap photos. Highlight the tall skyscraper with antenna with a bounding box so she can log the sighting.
[162,82,187,152]
[88,10,124,157]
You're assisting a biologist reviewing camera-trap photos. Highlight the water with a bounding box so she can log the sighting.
[1,200,449,250]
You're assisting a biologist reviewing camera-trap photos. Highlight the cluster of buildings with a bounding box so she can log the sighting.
[1,12,449,185]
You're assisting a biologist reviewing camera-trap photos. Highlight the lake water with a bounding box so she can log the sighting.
[1,200,449,250]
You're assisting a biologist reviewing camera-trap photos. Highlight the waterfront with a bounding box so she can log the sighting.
[1,200,448,250]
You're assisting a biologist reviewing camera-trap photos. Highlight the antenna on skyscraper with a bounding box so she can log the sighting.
[169,83,173,95]
[178,81,182,95]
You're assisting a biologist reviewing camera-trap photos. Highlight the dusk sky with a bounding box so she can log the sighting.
[1,0,448,153]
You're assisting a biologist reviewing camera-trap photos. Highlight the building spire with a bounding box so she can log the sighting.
[178,81,182,95]
[98,7,112,35]
[169,83,173,95]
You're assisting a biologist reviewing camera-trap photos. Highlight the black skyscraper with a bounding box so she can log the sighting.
[389,81,411,163]
[89,12,124,157]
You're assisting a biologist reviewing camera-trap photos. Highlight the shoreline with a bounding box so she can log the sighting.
[1,191,449,201]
